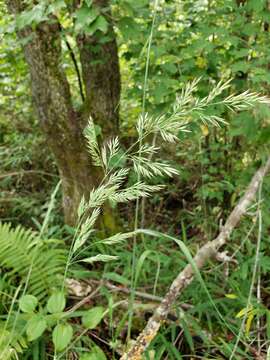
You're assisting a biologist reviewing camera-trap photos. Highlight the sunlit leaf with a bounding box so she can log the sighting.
[47,291,66,314]
[82,307,104,329]
[26,315,47,341]
[53,323,73,352]
[19,294,38,313]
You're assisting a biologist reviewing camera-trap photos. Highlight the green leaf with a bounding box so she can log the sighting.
[103,272,130,286]
[246,0,264,12]
[47,0,66,13]
[16,4,47,30]
[53,323,73,352]
[47,291,66,314]
[80,345,107,360]
[124,0,148,9]
[26,315,47,341]
[118,17,141,40]
[75,5,99,31]
[86,16,108,35]
[19,294,38,313]
[181,319,195,352]
[231,61,250,74]
[82,307,104,329]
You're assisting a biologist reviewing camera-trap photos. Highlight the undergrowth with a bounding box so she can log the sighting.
[0,76,270,359]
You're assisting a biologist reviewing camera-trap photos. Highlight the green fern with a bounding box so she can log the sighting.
[0,222,67,302]
[0,322,27,360]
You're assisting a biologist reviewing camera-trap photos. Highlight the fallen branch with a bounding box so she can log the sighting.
[89,279,192,310]
[121,157,270,360]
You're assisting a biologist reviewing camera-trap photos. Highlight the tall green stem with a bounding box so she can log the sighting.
[127,0,159,342]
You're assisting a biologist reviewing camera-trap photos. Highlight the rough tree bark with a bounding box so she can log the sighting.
[6,0,121,227]
[76,0,121,138]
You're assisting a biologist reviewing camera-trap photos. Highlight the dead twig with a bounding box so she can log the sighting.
[90,279,192,310]
[67,285,101,314]
[121,157,270,360]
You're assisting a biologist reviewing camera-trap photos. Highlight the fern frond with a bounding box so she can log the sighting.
[0,322,27,359]
[0,223,67,302]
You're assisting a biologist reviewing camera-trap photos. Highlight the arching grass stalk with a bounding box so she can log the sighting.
[60,128,164,291]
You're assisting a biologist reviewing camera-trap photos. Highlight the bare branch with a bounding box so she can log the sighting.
[121,156,270,360]
[89,279,192,310]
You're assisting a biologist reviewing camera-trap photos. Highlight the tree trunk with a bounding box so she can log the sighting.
[6,0,121,227]
[77,1,121,137]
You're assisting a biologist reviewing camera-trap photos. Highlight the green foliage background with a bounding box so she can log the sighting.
[1,0,270,359]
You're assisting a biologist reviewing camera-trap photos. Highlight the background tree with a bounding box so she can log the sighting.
[5,0,121,226]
